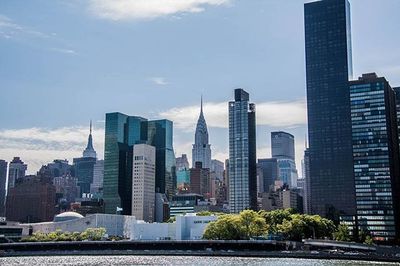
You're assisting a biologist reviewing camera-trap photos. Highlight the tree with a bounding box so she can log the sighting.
[260,209,295,234]
[333,224,351,242]
[239,210,267,239]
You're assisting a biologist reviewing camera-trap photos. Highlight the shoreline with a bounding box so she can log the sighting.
[1,250,400,263]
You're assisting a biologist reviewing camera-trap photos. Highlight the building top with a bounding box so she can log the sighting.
[53,211,84,222]
[10,157,25,164]
[194,96,209,146]
[83,120,97,158]
[234,88,249,102]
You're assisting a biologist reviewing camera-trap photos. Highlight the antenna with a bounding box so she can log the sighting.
[90,120,92,135]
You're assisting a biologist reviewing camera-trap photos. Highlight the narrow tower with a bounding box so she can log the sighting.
[192,96,211,169]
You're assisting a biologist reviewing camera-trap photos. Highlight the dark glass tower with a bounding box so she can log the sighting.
[305,0,355,220]
[393,87,400,145]
[103,113,147,215]
[350,73,400,243]
[147,119,176,199]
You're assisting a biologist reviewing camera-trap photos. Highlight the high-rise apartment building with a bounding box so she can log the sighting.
[350,73,400,242]
[228,88,257,213]
[0,160,7,217]
[192,98,211,169]
[7,157,27,190]
[131,144,156,222]
[305,0,355,220]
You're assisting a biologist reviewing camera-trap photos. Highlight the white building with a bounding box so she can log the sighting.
[130,214,217,241]
[132,144,156,223]
[90,160,104,196]
[21,212,135,238]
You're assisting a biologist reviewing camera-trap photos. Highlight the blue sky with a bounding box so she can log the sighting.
[0,0,399,174]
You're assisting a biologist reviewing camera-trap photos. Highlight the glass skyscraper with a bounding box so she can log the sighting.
[147,119,176,199]
[103,113,176,215]
[305,0,355,220]
[103,113,147,215]
[228,88,257,213]
[350,73,400,242]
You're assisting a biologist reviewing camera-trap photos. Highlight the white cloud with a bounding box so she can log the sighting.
[88,0,230,21]
[149,77,169,86]
[0,126,104,174]
[0,14,49,39]
[160,99,307,130]
[50,48,78,55]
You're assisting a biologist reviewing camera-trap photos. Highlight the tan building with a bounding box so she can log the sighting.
[131,144,156,222]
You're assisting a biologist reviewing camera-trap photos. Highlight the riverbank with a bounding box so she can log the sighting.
[1,240,399,263]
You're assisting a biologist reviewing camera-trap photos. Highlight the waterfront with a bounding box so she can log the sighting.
[0,256,398,266]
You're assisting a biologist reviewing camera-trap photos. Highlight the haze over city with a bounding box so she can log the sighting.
[1,0,399,174]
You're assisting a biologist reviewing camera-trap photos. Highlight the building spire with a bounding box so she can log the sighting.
[200,95,203,115]
[83,120,97,158]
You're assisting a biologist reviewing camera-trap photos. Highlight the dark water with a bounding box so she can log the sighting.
[0,256,397,265]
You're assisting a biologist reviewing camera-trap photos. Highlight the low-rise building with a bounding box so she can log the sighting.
[130,213,217,241]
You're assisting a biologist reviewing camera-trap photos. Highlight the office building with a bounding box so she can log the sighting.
[169,194,204,217]
[303,148,311,214]
[90,160,104,197]
[211,159,224,181]
[131,144,156,223]
[350,73,400,242]
[73,123,98,196]
[271,131,295,160]
[228,88,257,213]
[147,119,177,199]
[271,132,298,188]
[53,175,79,211]
[257,158,278,193]
[103,113,147,215]
[7,157,27,190]
[37,159,74,179]
[192,97,211,169]
[176,154,189,170]
[393,87,400,145]
[305,0,355,220]
[0,160,7,217]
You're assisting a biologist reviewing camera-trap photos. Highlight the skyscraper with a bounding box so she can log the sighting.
[350,73,400,242]
[257,158,278,192]
[192,97,211,169]
[7,157,27,190]
[271,131,295,160]
[189,162,211,199]
[74,123,97,196]
[90,159,104,197]
[393,87,400,145]
[176,154,190,192]
[131,144,156,222]
[103,113,147,215]
[103,113,176,215]
[271,131,298,188]
[147,119,176,199]
[228,88,257,213]
[83,120,97,159]
[305,0,355,220]
[0,160,7,217]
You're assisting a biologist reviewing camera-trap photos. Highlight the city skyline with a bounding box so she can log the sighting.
[1,0,400,174]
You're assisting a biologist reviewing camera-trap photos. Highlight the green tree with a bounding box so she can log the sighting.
[364,235,374,245]
[260,209,295,234]
[333,224,351,242]
[203,214,244,240]
[239,210,267,239]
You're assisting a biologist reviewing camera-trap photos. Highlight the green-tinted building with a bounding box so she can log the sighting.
[103,113,176,215]
[147,120,176,199]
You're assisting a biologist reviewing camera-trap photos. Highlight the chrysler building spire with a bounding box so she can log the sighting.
[192,96,211,169]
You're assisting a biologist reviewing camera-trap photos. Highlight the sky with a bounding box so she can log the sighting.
[0,0,399,174]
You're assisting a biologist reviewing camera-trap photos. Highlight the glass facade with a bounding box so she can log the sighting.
[73,157,96,196]
[103,113,147,215]
[147,120,176,199]
[350,74,400,242]
[257,158,278,192]
[305,0,356,220]
[228,89,257,213]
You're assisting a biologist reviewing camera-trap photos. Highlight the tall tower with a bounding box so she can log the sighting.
[192,97,212,169]
[228,88,257,213]
[305,0,355,221]
[83,120,97,158]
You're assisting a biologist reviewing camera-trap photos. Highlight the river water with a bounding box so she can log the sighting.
[0,256,397,265]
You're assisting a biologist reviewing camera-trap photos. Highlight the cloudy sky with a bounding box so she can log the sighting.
[1,0,399,174]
